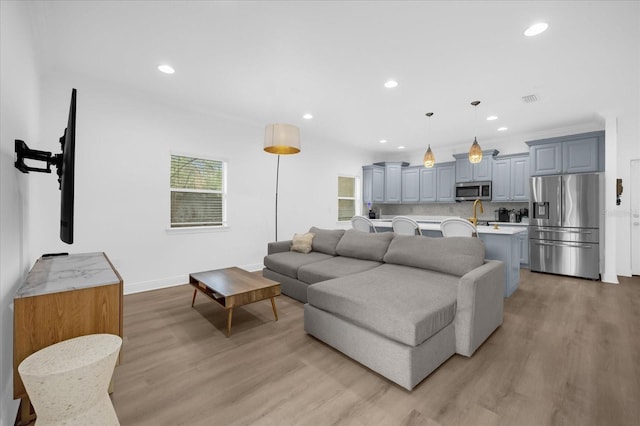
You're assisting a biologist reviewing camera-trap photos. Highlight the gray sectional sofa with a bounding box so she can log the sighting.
[263,227,504,390]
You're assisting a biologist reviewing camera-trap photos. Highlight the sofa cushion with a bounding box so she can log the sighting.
[307,264,458,346]
[335,229,395,261]
[263,251,333,279]
[308,227,345,256]
[291,232,315,254]
[383,235,485,277]
[298,256,383,284]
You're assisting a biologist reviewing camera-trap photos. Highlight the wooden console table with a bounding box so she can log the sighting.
[13,252,123,426]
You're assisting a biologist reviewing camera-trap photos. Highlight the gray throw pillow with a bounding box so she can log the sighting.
[309,227,345,255]
[383,235,485,277]
[335,229,395,261]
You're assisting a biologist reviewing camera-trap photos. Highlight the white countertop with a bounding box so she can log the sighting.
[487,221,529,227]
[379,215,454,222]
[371,220,527,235]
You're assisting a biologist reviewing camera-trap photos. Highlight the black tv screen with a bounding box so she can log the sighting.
[58,89,76,244]
[14,88,77,245]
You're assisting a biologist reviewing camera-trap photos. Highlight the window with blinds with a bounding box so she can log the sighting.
[338,176,357,221]
[170,154,226,228]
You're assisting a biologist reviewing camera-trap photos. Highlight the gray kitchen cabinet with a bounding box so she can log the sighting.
[492,158,510,201]
[519,229,529,266]
[454,150,498,182]
[511,155,530,201]
[527,131,604,176]
[419,167,437,202]
[492,154,530,201]
[529,143,562,175]
[563,135,600,173]
[496,225,529,267]
[455,157,473,182]
[401,166,421,203]
[362,165,385,204]
[384,162,404,203]
[436,163,456,202]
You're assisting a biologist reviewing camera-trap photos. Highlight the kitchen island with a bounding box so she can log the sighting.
[370,219,525,297]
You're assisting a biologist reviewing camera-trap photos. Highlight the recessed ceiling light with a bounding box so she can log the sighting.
[384,80,398,88]
[486,115,498,121]
[157,64,175,74]
[398,146,405,150]
[379,139,387,144]
[303,113,313,120]
[524,22,549,37]
[497,127,508,132]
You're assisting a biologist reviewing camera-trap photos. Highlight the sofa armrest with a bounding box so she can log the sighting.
[454,259,504,357]
[268,240,292,255]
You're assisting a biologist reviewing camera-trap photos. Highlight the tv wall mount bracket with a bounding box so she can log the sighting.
[15,139,65,189]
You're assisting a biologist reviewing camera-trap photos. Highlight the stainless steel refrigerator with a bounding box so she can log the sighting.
[529,173,603,280]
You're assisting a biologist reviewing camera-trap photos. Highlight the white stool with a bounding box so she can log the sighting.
[18,334,122,426]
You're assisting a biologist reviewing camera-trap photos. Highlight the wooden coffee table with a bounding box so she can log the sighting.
[189,267,281,337]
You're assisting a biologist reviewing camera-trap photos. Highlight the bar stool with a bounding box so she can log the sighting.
[351,215,377,233]
[440,217,477,237]
[392,216,422,236]
[18,334,122,426]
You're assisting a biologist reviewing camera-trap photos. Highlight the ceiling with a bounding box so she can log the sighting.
[27,1,639,154]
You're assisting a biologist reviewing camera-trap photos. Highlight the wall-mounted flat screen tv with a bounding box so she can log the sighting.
[15,88,77,244]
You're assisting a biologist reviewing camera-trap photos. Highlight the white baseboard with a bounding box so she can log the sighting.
[241,262,264,272]
[124,275,187,295]
[123,263,265,295]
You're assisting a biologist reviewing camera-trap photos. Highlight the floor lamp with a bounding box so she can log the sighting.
[264,124,301,241]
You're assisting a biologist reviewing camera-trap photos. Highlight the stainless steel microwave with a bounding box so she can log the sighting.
[455,181,492,201]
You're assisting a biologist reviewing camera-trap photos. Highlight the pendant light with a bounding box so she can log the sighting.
[423,112,435,168]
[468,100,483,164]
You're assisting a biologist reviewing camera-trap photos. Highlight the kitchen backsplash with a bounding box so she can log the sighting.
[367,201,529,222]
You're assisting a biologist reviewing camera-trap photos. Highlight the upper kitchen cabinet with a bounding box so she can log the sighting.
[419,167,437,202]
[492,153,530,201]
[436,162,456,202]
[383,162,406,203]
[419,162,455,202]
[363,162,408,204]
[529,143,562,175]
[511,155,530,201]
[563,135,603,173]
[362,165,385,204]
[401,166,421,203]
[526,131,605,176]
[453,150,499,182]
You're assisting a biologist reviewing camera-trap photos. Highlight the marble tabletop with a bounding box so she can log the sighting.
[15,252,121,299]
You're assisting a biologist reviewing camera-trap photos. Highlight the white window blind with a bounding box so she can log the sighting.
[170,154,226,228]
[338,176,357,221]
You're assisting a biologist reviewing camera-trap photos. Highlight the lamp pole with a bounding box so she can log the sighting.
[275,154,280,241]
[263,123,300,242]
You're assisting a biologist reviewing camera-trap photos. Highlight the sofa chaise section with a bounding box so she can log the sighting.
[304,235,504,390]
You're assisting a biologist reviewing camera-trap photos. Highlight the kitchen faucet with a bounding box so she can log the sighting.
[468,199,484,226]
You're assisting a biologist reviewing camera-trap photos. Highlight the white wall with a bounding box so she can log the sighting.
[0,2,39,424]
[30,72,374,294]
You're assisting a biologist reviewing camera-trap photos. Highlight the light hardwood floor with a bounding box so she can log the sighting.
[111,270,640,426]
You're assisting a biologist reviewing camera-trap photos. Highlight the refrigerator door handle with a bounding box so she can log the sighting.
[534,241,594,249]
[535,227,594,234]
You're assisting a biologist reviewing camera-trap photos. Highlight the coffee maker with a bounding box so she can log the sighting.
[495,208,510,222]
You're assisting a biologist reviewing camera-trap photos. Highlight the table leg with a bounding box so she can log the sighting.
[18,396,35,426]
[271,297,279,321]
[191,289,197,307]
[226,308,233,337]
